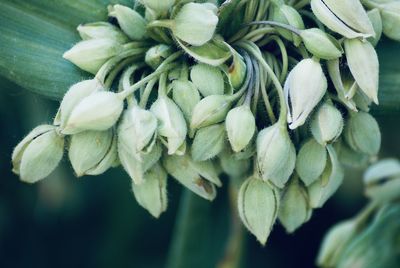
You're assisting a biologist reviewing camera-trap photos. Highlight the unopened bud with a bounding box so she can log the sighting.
[63,39,122,74]
[311,103,344,145]
[77,22,129,43]
[379,2,400,41]
[219,149,251,178]
[191,123,226,161]
[300,28,343,60]
[109,5,147,41]
[190,95,232,130]
[140,0,175,13]
[256,123,296,188]
[228,52,247,90]
[190,63,225,97]
[172,80,201,122]
[226,105,255,152]
[296,139,327,186]
[367,9,383,47]
[271,4,304,46]
[145,44,173,69]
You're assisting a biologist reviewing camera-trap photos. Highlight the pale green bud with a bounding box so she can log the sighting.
[238,176,279,245]
[363,158,400,204]
[227,52,247,90]
[300,28,343,60]
[190,95,231,130]
[278,178,312,233]
[150,96,187,155]
[308,145,344,208]
[191,123,226,161]
[63,38,122,74]
[296,139,327,186]
[132,163,168,218]
[353,89,373,112]
[140,0,175,12]
[77,22,129,43]
[344,112,381,156]
[219,149,251,178]
[335,140,369,168]
[163,153,220,200]
[173,3,218,46]
[367,9,383,47]
[190,63,225,97]
[118,106,158,154]
[62,91,124,135]
[344,38,379,104]
[379,2,400,41]
[225,105,255,152]
[172,80,200,122]
[317,220,358,268]
[13,126,64,183]
[145,44,173,69]
[256,123,296,188]
[118,141,162,185]
[58,79,104,128]
[284,58,327,129]
[68,129,115,176]
[109,5,147,41]
[310,0,375,39]
[271,4,304,46]
[311,103,344,145]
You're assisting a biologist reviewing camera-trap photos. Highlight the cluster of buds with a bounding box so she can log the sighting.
[12,0,399,245]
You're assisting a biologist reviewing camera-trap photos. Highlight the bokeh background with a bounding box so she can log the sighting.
[1,76,399,268]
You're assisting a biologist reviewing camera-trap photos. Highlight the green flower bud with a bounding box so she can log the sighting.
[118,141,162,185]
[308,145,344,208]
[353,89,373,112]
[225,105,255,152]
[344,38,379,104]
[58,79,104,128]
[191,123,226,161]
[190,63,225,97]
[317,220,358,268]
[379,2,400,41]
[300,28,343,60]
[77,22,129,43]
[68,129,115,176]
[219,149,251,178]
[278,178,312,233]
[284,58,327,129]
[363,158,400,204]
[238,176,279,245]
[13,125,64,183]
[109,5,147,41]
[172,80,201,122]
[344,112,381,156]
[163,153,221,200]
[227,52,247,90]
[256,123,296,188]
[310,0,375,39]
[190,95,231,130]
[271,4,304,46]
[145,44,173,69]
[311,103,344,145]
[118,106,158,154]
[132,163,168,218]
[150,96,187,155]
[63,38,122,74]
[367,9,383,47]
[173,3,218,46]
[335,140,369,168]
[296,139,327,186]
[62,91,124,135]
[140,0,175,13]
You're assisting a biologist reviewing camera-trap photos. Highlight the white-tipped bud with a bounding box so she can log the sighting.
[284,58,327,129]
[310,0,375,39]
[191,123,226,161]
[12,125,64,183]
[68,129,116,177]
[344,38,379,104]
[300,28,343,60]
[311,103,344,145]
[145,44,173,69]
[172,80,201,122]
[63,39,122,74]
[226,105,256,152]
[132,163,168,218]
[296,139,328,186]
[172,3,218,46]
[62,91,124,135]
[190,95,231,131]
[238,176,279,245]
[256,123,296,188]
[109,5,147,41]
[58,79,104,128]
[77,22,129,43]
[190,63,225,96]
[150,96,187,155]
[344,112,381,156]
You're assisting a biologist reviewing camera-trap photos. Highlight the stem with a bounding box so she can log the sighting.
[147,19,175,30]
[245,21,302,36]
[259,62,277,123]
[139,78,158,108]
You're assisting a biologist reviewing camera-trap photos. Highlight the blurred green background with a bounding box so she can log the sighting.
[1,76,399,268]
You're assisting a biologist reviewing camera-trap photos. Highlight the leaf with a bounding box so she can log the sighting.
[0,0,132,100]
